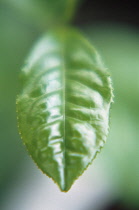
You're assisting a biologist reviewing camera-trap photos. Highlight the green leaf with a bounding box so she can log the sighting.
[16,28,113,191]
[5,0,80,29]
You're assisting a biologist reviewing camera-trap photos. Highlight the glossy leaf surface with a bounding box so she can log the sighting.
[17,28,113,191]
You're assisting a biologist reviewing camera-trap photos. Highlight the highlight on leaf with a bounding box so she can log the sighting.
[16,27,113,191]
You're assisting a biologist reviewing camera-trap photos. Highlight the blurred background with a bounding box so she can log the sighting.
[0,0,139,209]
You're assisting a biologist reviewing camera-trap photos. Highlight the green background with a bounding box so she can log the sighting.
[0,1,139,209]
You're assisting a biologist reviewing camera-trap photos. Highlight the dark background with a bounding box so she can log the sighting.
[75,0,139,28]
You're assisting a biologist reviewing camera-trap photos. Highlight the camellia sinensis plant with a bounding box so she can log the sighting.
[16,0,113,192]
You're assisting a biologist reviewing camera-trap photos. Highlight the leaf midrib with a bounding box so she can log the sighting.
[60,33,67,191]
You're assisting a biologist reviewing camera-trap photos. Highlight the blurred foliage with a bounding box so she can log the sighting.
[4,0,81,29]
[0,4,39,192]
